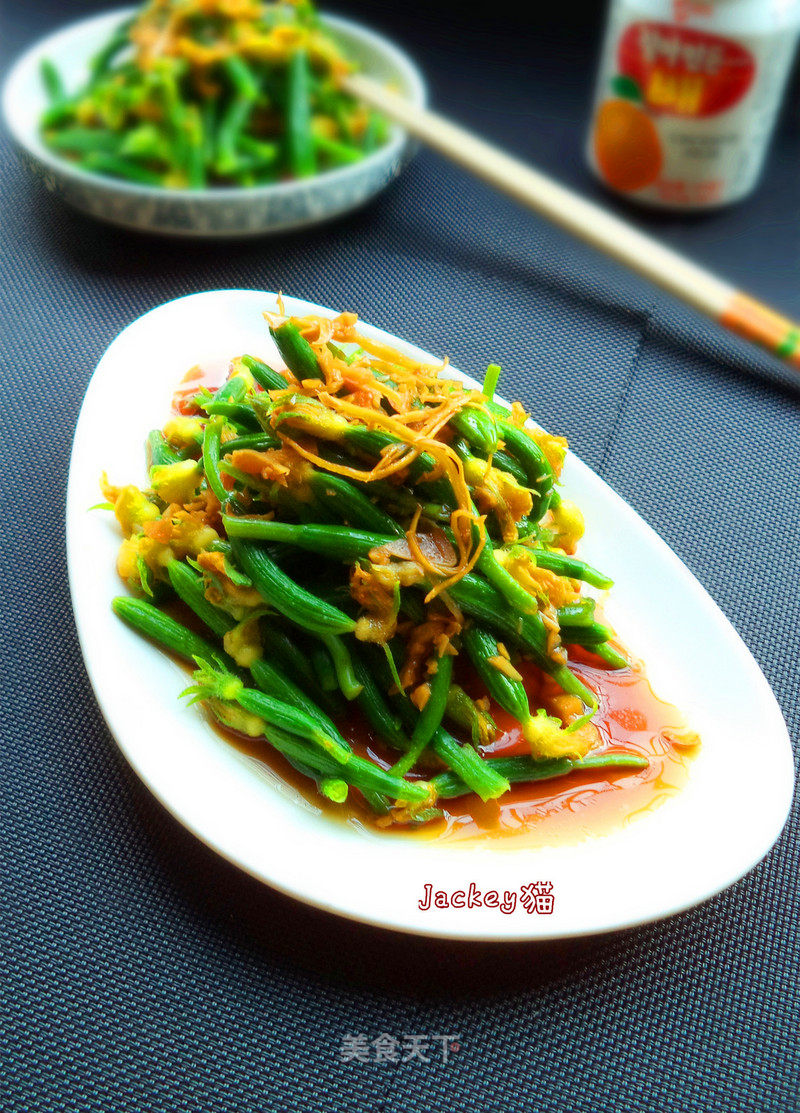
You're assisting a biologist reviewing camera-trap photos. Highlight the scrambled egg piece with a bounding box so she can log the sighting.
[548,500,585,554]
[150,460,202,505]
[524,710,598,759]
[223,614,264,668]
[196,550,262,618]
[162,415,204,448]
[461,456,533,543]
[496,548,578,610]
[208,699,266,739]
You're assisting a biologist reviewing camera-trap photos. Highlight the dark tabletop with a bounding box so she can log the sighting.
[3,3,799,1112]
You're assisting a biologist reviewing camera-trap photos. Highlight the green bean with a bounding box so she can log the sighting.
[214,56,259,175]
[321,634,362,700]
[214,103,250,176]
[306,470,403,536]
[450,406,498,455]
[220,431,281,455]
[152,63,192,178]
[391,652,454,776]
[215,374,248,403]
[41,100,79,128]
[515,517,541,541]
[586,642,629,670]
[352,651,410,751]
[310,642,339,693]
[185,105,206,189]
[557,600,597,627]
[445,576,597,707]
[178,605,353,760]
[166,560,234,638]
[202,399,260,428]
[257,483,337,526]
[559,620,614,646]
[112,597,218,663]
[210,675,424,804]
[226,53,260,100]
[475,540,539,616]
[40,59,66,103]
[220,520,589,703]
[253,657,335,738]
[445,684,496,748]
[241,354,288,392]
[313,132,363,165]
[223,518,381,560]
[310,421,449,501]
[491,448,528,486]
[463,625,534,736]
[200,97,217,169]
[523,548,613,590]
[348,476,450,523]
[147,430,184,468]
[260,619,336,707]
[496,421,555,520]
[429,727,509,801]
[286,49,316,178]
[219,697,345,800]
[44,126,122,154]
[192,660,350,761]
[221,520,592,704]
[236,136,279,168]
[202,416,229,505]
[80,152,164,185]
[361,111,381,153]
[270,321,322,380]
[354,650,507,801]
[89,19,133,81]
[433,752,648,799]
[319,778,349,803]
[39,9,386,184]
[376,665,508,799]
[444,573,542,653]
[232,540,355,635]
[260,723,431,804]
[120,123,170,163]
[161,571,355,765]
[343,426,440,485]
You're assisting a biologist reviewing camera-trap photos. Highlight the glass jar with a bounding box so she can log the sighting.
[587,0,800,209]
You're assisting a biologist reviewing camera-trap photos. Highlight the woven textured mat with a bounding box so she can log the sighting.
[3,4,798,1111]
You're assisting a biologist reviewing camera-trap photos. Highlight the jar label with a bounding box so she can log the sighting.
[617,22,756,118]
[588,6,800,208]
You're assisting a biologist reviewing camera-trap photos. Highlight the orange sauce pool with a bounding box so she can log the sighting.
[220,645,698,846]
[427,652,697,845]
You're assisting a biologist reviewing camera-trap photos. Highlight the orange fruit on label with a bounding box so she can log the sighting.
[593,98,663,193]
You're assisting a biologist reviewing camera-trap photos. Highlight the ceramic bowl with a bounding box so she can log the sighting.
[2,8,425,237]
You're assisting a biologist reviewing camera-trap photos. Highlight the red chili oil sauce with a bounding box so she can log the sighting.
[423,651,698,845]
[217,646,698,845]
[172,359,231,415]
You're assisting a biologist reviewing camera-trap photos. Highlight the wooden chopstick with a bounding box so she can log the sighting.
[344,72,800,372]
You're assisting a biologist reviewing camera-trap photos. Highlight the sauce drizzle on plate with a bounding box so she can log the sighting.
[221,643,698,846]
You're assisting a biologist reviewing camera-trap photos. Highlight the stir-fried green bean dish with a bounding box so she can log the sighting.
[39,0,388,188]
[105,303,648,827]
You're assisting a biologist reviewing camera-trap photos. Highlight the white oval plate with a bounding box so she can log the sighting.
[67,290,794,940]
[3,9,425,237]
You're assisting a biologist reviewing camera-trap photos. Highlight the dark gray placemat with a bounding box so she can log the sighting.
[3,4,798,1112]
